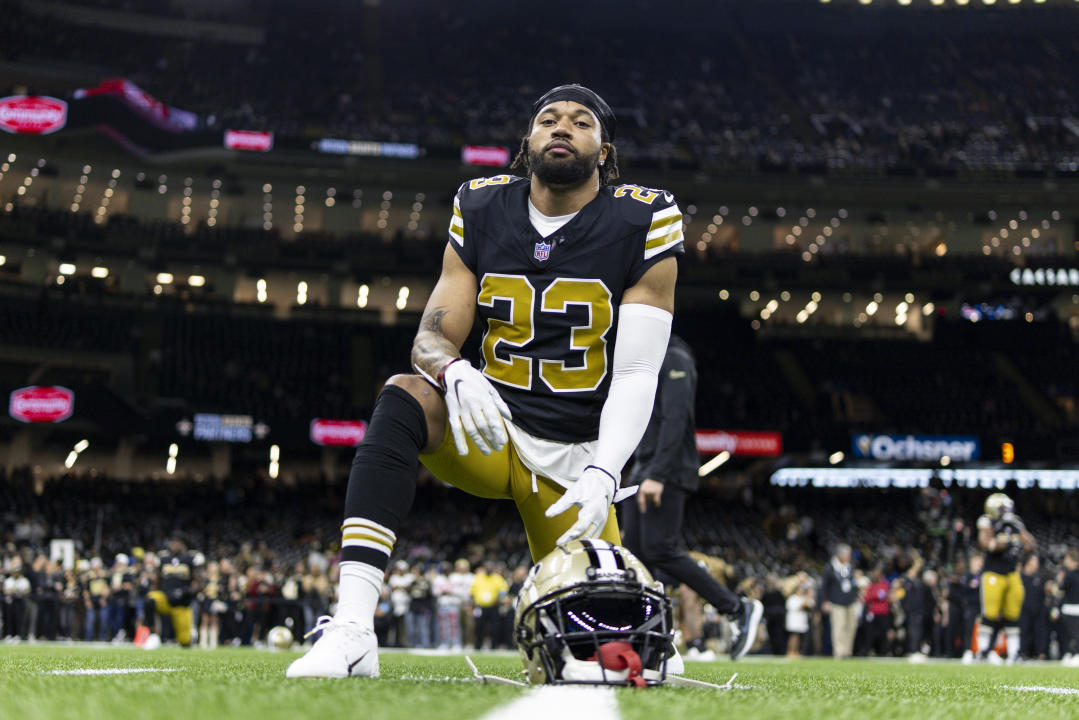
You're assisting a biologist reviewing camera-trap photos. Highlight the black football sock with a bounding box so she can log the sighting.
[340,385,428,570]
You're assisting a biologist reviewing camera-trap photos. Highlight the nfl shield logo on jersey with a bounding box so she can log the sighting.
[533,240,552,261]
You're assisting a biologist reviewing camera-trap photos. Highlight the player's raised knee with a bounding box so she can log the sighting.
[384,373,439,403]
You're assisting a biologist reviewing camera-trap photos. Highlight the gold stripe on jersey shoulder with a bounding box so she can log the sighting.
[648,214,681,233]
[645,228,682,251]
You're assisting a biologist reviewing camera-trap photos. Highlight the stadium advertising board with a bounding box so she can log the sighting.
[462,145,510,167]
[695,429,782,457]
[771,467,1079,491]
[0,96,68,135]
[852,434,980,461]
[224,130,274,152]
[1009,267,1079,287]
[309,419,368,447]
[9,385,75,423]
[315,138,421,159]
[175,413,268,443]
[74,78,197,132]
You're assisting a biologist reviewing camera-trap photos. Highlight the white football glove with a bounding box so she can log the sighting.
[442,360,512,456]
[546,465,617,546]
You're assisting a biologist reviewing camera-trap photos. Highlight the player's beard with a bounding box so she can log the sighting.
[528,143,600,186]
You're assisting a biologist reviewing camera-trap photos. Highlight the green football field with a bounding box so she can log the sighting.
[2,645,1079,720]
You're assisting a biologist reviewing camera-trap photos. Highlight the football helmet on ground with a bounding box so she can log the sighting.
[514,539,674,687]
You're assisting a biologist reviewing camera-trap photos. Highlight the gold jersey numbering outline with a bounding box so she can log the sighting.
[478,273,613,392]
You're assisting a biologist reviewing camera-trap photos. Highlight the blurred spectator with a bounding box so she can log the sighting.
[819,543,860,659]
[470,563,507,651]
[1020,555,1049,660]
[786,579,815,659]
[863,566,892,657]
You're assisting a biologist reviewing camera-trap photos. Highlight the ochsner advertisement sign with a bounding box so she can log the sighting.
[853,434,980,462]
[9,386,75,423]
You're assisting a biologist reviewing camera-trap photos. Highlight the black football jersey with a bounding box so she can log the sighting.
[977,513,1026,574]
[448,175,683,442]
[160,553,195,604]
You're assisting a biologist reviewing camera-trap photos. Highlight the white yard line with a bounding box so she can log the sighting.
[45,668,180,676]
[478,685,621,720]
[1004,685,1079,696]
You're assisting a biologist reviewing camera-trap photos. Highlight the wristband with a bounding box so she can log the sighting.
[585,464,619,497]
[436,357,466,391]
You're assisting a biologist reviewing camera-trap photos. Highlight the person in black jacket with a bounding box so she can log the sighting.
[621,334,763,660]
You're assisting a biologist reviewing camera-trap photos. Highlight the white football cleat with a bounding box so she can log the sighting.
[285,616,379,678]
[666,648,685,675]
[986,651,1004,666]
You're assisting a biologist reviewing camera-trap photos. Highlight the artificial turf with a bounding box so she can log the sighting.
[1,645,1077,720]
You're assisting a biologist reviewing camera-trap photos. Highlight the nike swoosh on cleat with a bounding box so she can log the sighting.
[347,652,370,676]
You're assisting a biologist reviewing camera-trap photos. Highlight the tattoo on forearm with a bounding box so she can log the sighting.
[412,305,460,379]
[420,306,448,334]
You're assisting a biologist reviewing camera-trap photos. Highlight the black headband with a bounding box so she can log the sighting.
[530,84,616,142]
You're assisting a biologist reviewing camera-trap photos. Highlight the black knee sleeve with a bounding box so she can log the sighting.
[341,385,428,565]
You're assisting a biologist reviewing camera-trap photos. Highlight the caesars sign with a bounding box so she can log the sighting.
[0,96,68,135]
[9,386,75,423]
[224,129,274,152]
[310,419,368,447]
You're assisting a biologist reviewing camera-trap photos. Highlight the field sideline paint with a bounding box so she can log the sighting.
[46,668,180,676]
[479,685,620,720]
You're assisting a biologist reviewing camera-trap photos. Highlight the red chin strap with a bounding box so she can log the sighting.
[589,641,645,688]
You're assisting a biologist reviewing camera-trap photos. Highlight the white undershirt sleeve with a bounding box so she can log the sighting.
[589,303,673,482]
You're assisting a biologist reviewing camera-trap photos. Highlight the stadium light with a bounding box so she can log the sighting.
[698,451,731,477]
[829,451,845,465]
[396,286,410,310]
[269,444,280,479]
[188,275,206,287]
[58,263,76,275]
[257,278,268,303]
[74,439,89,453]
[898,0,912,5]
[156,273,174,285]
[297,281,308,306]
[718,289,730,300]
[357,284,369,308]
[940,455,951,466]
[64,451,78,469]
[91,266,109,279]
[866,301,879,316]
[166,443,178,476]
[0,255,6,266]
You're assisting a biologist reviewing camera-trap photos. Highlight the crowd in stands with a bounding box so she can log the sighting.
[3,466,1079,661]
[3,1,1079,174]
[1,266,1076,457]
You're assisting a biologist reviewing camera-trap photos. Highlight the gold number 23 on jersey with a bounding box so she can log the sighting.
[478,273,613,392]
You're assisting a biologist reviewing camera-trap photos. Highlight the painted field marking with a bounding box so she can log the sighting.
[479,685,620,720]
[1005,685,1079,696]
[45,668,180,676]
